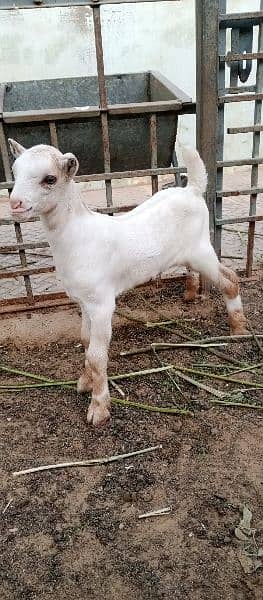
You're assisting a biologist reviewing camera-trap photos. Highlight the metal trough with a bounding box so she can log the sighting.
[1,71,192,177]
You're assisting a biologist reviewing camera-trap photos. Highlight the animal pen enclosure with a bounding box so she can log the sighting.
[1,4,263,600]
[0,0,262,315]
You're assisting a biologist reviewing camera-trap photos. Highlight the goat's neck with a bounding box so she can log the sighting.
[41,181,88,236]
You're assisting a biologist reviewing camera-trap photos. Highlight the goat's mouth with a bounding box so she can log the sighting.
[10,206,33,220]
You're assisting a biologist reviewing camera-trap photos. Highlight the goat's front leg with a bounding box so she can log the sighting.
[85,299,115,426]
[77,307,92,393]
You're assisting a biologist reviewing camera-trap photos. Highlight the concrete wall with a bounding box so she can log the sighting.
[0,0,261,160]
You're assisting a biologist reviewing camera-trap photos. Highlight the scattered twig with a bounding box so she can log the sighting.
[13,445,162,477]
[172,364,263,389]
[230,361,263,376]
[152,346,187,400]
[0,365,175,390]
[120,341,227,357]
[112,397,193,416]
[211,399,263,410]
[172,369,225,398]
[109,379,125,398]
[248,320,263,356]
[138,507,171,519]
[2,498,13,515]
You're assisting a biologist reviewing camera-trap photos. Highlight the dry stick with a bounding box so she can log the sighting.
[132,293,249,368]
[211,399,263,410]
[248,320,263,356]
[112,397,192,416]
[172,364,263,389]
[230,361,263,376]
[109,379,125,398]
[0,364,191,416]
[0,365,175,390]
[172,369,225,398]
[120,341,227,357]
[152,346,187,400]
[2,498,13,515]
[138,507,171,519]
[13,445,162,477]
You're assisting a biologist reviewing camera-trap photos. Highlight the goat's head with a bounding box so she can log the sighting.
[8,139,79,221]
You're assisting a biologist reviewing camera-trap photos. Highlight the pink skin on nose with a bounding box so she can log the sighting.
[10,197,28,212]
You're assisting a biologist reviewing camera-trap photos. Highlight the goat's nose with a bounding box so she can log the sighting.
[10,197,23,210]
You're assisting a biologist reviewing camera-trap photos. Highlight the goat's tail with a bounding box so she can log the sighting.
[180,144,207,195]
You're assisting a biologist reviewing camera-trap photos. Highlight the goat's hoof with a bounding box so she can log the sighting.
[87,401,110,426]
[77,373,92,393]
[184,291,197,303]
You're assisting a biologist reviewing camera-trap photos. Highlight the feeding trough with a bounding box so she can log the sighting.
[1,71,193,179]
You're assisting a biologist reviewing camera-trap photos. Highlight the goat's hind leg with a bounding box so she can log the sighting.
[188,245,247,335]
[184,271,200,302]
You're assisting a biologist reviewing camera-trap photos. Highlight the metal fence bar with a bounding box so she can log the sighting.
[227,125,263,134]
[0,266,55,280]
[196,0,219,248]
[216,187,263,197]
[49,121,59,147]
[219,92,263,103]
[92,5,113,210]
[0,121,35,302]
[216,215,263,226]
[246,2,263,277]
[150,114,158,194]
[217,157,263,167]
[0,0,180,8]
[219,12,263,29]
[220,52,263,62]
[215,0,226,259]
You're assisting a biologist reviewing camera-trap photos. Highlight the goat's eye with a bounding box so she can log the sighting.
[42,175,57,185]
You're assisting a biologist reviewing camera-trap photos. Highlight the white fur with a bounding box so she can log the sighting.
[9,140,246,425]
[224,294,242,313]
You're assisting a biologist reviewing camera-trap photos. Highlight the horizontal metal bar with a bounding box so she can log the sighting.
[227,125,263,134]
[0,216,39,225]
[107,100,182,115]
[0,166,187,195]
[219,93,263,103]
[0,266,54,280]
[3,100,189,125]
[219,12,263,29]
[216,215,263,226]
[75,166,187,183]
[223,85,255,95]
[0,266,55,280]
[220,52,263,63]
[0,241,49,252]
[217,158,263,167]
[0,0,180,8]
[217,187,263,197]
[3,107,100,124]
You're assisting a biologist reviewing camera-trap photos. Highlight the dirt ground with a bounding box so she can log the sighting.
[0,276,263,600]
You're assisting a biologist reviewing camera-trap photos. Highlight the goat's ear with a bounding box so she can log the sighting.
[63,153,79,179]
[8,139,26,159]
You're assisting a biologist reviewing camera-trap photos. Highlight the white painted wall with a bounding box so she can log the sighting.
[0,0,261,160]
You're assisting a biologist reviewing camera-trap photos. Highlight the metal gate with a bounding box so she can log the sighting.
[0,0,262,315]
[196,0,263,277]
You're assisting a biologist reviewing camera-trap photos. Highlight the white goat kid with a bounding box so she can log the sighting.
[9,139,247,426]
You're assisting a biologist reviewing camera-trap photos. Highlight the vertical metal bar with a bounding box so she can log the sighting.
[0,123,34,303]
[246,6,263,277]
[150,114,158,195]
[92,5,113,210]
[196,0,220,249]
[49,121,59,148]
[215,0,227,260]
